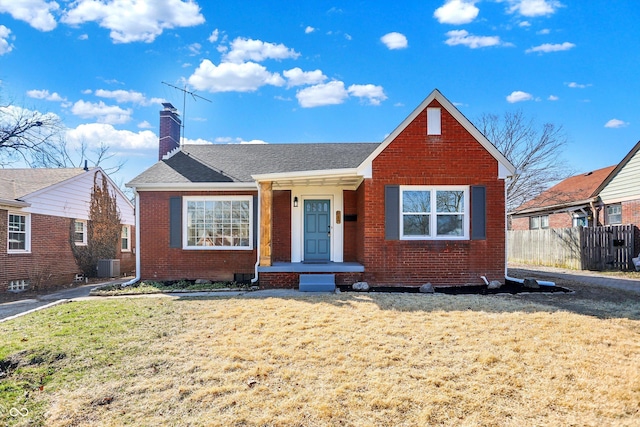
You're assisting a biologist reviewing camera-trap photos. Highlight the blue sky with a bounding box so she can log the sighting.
[1,0,638,188]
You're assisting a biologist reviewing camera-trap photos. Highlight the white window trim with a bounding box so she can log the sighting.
[121,225,131,252]
[8,212,31,254]
[74,220,88,246]
[183,195,253,250]
[399,185,469,240]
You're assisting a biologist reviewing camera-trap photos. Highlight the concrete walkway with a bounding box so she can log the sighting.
[3,266,638,322]
[0,281,301,322]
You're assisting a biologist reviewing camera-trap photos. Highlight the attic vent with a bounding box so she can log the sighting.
[584,171,593,176]
[427,107,441,135]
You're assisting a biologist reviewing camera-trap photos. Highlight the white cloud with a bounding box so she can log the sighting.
[95,89,164,106]
[526,41,574,53]
[208,29,219,43]
[213,136,268,144]
[519,21,531,27]
[223,37,300,63]
[71,100,132,124]
[137,120,153,129]
[380,32,408,50]
[188,59,285,93]
[567,82,591,89]
[26,89,66,102]
[0,25,14,55]
[434,0,479,24]
[445,30,504,48]
[604,119,629,129]
[506,91,534,103]
[0,0,59,31]
[296,81,349,108]
[347,84,387,106]
[60,0,204,43]
[537,28,551,35]
[305,26,315,34]
[505,0,562,17]
[66,123,157,150]
[78,33,89,40]
[283,67,327,87]
[548,95,559,101]
[187,42,201,55]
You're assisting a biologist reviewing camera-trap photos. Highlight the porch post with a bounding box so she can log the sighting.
[259,181,273,266]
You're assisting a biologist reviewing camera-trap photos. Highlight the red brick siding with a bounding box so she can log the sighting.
[272,190,291,262]
[511,212,573,230]
[258,272,364,289]
[361,100,507,286]
[622,199,640,226]
[343,190,358,262]
[138,191,257,281]
[510,217,528,231]
[1,212,79,292]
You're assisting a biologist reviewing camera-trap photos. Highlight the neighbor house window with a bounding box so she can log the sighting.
[529,215,549,230]
[74,220,87,245]
[573,214,588,227]
[8,213,30,253]
[400,186,468,239]
[606,204,622,225]
[121,225,131,251]
[185,196,253,249]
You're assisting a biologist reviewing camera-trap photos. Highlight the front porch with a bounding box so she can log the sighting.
[257,262,365,289]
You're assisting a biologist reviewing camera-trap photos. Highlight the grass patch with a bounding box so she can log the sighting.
[91,279,254,296]
[1,293,639,426]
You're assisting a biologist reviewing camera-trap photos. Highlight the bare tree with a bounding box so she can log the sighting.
[475,110,572,212]
[0,103,62,167]
[1,101,125,175]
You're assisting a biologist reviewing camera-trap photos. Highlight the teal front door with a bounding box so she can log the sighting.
[304,199,331,262]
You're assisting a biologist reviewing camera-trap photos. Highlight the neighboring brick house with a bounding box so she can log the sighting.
[511,140,640,232]
[510,165,616,230]
[0,167,135,293]
[127,90,516,289]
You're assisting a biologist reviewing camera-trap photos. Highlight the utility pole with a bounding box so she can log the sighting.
[161,81,212,143]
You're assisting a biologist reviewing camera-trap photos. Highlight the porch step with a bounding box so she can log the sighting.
[299,274,336,292]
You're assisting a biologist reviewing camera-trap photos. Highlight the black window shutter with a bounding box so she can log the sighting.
[385,185,400,240]
[471,186,486,240]
[253,195,258,248]
[169,196,182,248]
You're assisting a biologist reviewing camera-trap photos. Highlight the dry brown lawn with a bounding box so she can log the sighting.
[1,287,639,426]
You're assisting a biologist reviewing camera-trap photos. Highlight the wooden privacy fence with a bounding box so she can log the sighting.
[508,225,637,271]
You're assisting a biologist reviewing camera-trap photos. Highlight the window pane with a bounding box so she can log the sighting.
[436,191,464,213]
[437,215,463,236]
[8,214,27,250]
[186,198,251,248]
[403,191,430,213]
[403,214,430,236]
[530,216,540,229]
[540,215,549,228]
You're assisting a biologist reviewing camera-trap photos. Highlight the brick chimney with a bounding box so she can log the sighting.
[159,102,181,160]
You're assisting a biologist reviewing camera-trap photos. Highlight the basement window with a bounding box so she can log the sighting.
[8,279,30,292]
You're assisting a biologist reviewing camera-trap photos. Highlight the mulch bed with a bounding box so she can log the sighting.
[338,279,573,295]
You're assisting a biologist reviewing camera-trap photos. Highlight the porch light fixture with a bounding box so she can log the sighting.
[293,196,299,207]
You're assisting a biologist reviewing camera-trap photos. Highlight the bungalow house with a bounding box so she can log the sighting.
[1,167,135,293]
[126,89,516,289]
[511,140,640,231]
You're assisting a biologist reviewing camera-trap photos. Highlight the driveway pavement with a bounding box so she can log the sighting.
[508,264,640,294]
[2,266,638,322]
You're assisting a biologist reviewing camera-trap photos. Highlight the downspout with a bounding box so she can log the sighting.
[121,189,141,287]
[251,182,261,284]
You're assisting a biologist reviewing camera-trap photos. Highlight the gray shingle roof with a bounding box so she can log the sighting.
[0,168,87,200]
[128,143,380,185]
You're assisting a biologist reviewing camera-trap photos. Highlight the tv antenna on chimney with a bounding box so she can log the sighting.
[161,81,211,143]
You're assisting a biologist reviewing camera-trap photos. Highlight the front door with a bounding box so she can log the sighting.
[304,199,331,262]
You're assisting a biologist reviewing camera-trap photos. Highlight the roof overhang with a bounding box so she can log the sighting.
[510,197,600,217]
[126,182,258,192]
[0,198,30,209]
[252,168,365,190]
